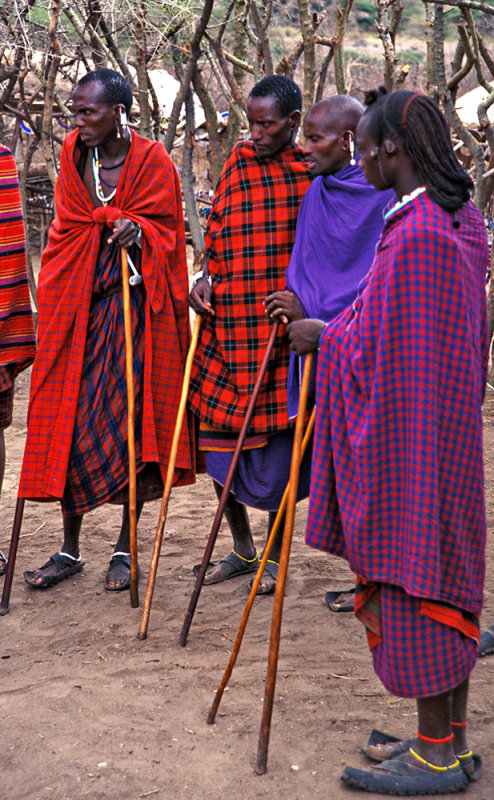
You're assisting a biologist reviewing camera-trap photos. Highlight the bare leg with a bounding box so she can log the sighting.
[105,501,144,589]
[451,678,469,752]
[213,480,256,557]
[254,509,286,594]
[200,480,257,584]
[392,690,457,769]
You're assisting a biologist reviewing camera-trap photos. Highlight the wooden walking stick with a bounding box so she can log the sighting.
[178,321,280,647]
[255,352,314,774]
[0,497,26,615]
[121,248,139,608]
[207,405,315,724]
[137,315,201,640]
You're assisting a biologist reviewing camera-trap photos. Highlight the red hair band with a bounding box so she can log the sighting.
[402,92,421,128]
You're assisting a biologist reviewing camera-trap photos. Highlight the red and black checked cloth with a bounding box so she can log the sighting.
[0,145,35,372]
[188,141,310,433]
[306,193,489,617]
[19,130,195,501]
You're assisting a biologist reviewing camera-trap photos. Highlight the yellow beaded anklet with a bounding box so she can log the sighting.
[409,748,460,772]
[231,549,259,564]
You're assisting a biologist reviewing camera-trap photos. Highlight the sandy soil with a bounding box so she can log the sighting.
[1,368,493,800]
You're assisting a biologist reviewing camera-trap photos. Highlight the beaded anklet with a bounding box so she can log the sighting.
[409,748,460,772]
[417,731,454,744]
[231,548,259,564]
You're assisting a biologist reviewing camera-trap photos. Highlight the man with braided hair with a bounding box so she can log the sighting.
[188,75,311,593]
[21,69,195,592]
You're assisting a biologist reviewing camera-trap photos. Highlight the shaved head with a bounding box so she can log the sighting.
[305,95,365,135]
[302,95,365,177]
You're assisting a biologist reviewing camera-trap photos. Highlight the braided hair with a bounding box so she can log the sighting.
[77,68,133,115]
[363,88,473,212]
[249,75,302,117]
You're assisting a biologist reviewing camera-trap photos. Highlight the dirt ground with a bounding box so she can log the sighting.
[1,368,493,800]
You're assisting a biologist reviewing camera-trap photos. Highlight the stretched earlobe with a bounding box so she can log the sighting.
[347,132,356,166]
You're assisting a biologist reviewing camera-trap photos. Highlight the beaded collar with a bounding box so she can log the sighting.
[384,186,426,221]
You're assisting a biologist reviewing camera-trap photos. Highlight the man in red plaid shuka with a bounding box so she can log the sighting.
[188,76,311,593]
[288,91,488,795]
[0,144,36,577]
[21,69,195,592]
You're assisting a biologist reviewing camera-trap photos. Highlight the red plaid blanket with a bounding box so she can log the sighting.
[0,145,35,371]
[188,141,310,433]
[19,130,195,500]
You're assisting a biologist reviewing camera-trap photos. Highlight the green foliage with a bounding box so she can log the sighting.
[344,48,379,66]
[397,49,424,67]
[23,5,50,50]
[355,0,375,33]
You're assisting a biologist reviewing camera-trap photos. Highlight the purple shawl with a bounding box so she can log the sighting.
[285,162,394,416]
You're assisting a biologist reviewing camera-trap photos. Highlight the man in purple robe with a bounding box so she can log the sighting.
[265,95,394,595]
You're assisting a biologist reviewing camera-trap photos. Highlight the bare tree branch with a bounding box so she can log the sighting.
[163,0,214,153]
[426,0,494,14]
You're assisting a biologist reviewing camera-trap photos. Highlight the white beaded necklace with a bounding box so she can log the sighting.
[91,146,117,205]
[385,186,426,221]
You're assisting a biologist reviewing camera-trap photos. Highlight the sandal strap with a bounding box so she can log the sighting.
[110,552,131,568]
[48,552,81,570]
[58,551,81,563]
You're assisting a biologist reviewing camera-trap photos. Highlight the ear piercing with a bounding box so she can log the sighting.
[349,133,356,166]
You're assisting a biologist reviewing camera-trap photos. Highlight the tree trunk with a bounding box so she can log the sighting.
[182,88,205,265]
[298,0,315,116]
[40,0,62,191]
[134,1,150,137]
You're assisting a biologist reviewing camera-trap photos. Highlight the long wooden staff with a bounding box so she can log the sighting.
[0,497,25,615]
[137,315,201,640]
[121,248,138,608]
[207,405,315,724]
[255,352,314,774]
[178,321,280,648]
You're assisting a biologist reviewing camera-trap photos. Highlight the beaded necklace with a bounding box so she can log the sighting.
[91,147,117,204]
[91,138,130,205]
[384,186,426,221]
